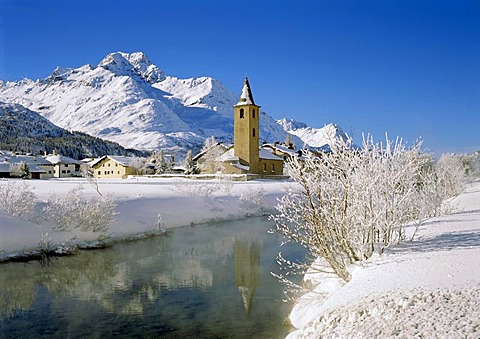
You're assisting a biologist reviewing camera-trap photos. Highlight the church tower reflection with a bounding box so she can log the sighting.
[234,236,260,315]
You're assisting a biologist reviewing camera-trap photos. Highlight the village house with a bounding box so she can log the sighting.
[45,151,81,178]
[0,151,54,179]
[90,155,154,179]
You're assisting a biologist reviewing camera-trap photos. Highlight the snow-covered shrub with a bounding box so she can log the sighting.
[434,153,466,199]
[239,186,267,216]
[43,185,116,237]
[215,174,233,195]
[0,181,37,220]
[272,136,435,281]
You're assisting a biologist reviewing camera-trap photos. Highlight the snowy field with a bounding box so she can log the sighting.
[288,179,480,338]
[1,177,479,338]
[0,177,288,260]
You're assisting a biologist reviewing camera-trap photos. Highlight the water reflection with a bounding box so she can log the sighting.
[235,236,260,315]
[0,217,304,338]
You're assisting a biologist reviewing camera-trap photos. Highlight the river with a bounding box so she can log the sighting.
[0,216,304,338]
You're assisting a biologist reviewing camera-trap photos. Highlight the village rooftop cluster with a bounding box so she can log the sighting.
[0,78,328,180]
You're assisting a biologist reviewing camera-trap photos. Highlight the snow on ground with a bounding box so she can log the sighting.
[0,177,290,260]
[288,179,480,338]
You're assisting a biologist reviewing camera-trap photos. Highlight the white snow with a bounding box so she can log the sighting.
[0,177,288,260]
[0,51,335,154]
[288,179,480,338]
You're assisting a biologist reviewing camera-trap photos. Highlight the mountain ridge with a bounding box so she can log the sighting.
[0,51,347,156]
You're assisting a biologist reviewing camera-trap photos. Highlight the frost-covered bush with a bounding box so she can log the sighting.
[43,185,116,236]
[173,176,232,198]
[0,181,37,220]
[435,153,466,199]
[239,186,267,216]
[272,136,446,281]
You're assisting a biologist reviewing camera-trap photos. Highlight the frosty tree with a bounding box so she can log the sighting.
[183,149,196,174]
[0,181,37,220]
[43,185,116,238]
[272,135,466,282]
[199,136,225,173]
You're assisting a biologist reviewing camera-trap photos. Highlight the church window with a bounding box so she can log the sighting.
[252,128,256,137]
[252,109,256,118]
[240,108,244,119]
[271,164,275,172]
[263,163,267,172]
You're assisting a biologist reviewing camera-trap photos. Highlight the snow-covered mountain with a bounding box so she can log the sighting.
[278,118,349,149]
[0,102,144,159]
[0,51,346,154]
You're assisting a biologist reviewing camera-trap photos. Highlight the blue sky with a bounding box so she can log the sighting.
[1,0,479,155]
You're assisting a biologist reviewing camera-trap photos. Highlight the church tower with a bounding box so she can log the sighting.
[233,77,260,174]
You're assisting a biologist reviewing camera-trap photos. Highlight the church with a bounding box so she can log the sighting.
[215,77,284,176]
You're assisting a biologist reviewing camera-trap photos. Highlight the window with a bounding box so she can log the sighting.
[67,170,71,173]
[118,171,120,174]
[108,163,110,167]
[61,170,66,174]
[252,109,255,118]
[65,164,68,167]
[263,163,267,172]
[252,128,256,137]
[98,171,101,175]
[271,164,275,172]
[240,108,244,119]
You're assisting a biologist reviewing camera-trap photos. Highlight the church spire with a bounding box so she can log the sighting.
[238,77,255,105]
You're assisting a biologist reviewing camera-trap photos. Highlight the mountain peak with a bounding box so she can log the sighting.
[98,51,166,83]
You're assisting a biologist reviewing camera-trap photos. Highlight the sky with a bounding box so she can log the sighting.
[0,0,479,155]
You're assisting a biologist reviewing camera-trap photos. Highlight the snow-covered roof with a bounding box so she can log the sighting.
[236,77,256,106]
[0,151,53,166]
[216,148,239,162]
[259,148,283,161]
[262,144,297,156]
[90,155,134,167]
[0,162,46,173]
[45,154,80,165]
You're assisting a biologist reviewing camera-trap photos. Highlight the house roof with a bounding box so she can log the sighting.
[216,147,283,162]
[216,148,239,162]
[45,154,80,165]
[259,148,283,161]
[90,155,153,168]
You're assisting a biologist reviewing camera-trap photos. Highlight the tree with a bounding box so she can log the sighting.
[272,135,465,282]
[152,150,168,174]
[183,149,196,174]
[129,157,149,175]
[0,181,37,220]
[199,136,224,173]
[8,161,30,179]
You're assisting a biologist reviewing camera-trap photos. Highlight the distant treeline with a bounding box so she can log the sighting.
[0,103,149,159]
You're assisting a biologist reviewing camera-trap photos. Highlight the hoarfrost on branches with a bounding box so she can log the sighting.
[272,135,466,283]
[0,180,37,221]
[239,186,267,216]
[43,184,116,237]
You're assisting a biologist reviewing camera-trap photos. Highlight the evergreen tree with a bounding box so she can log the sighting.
[183,149,196,174]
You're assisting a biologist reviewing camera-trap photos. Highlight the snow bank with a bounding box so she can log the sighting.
[288,180,480,338]
[0,177,290,261]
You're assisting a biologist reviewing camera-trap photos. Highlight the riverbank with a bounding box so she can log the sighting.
[288,179,480,337]
[0,177,290,261]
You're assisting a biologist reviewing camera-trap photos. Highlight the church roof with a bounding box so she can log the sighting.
[236,77,256,106]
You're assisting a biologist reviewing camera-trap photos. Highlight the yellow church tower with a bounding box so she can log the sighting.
[233,77,260,174]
